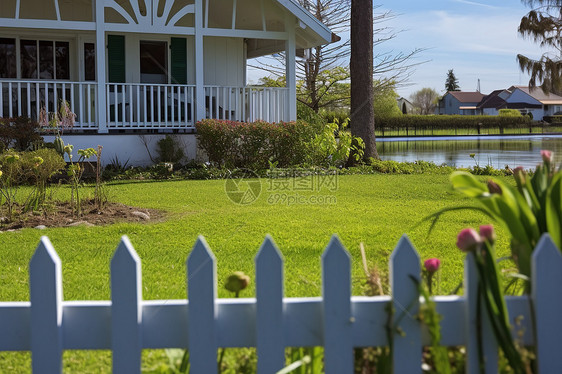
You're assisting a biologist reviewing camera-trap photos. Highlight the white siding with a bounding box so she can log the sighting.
[118,35,243,87]
[203,37,244,86]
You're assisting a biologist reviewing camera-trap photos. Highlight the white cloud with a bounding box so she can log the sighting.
[451,0,499,10]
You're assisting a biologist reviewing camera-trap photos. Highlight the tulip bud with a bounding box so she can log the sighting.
[541,150,553,165]
[424,258,441,273]
[513,166,526,187]
[225,271,250,296]
[479,225,496,244]
[456,228,481,252]
[487,180,502,195]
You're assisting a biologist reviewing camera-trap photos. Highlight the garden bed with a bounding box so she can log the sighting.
[0,200,163,231]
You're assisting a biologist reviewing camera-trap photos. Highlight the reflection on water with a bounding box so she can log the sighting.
[376,135,562,169]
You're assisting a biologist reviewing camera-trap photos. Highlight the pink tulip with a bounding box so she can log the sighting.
[541,150,553,164]
[424,258,441,273]
[479,225,496,244]
[456,228,481,252]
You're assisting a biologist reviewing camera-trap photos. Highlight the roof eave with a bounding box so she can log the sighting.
[275,0,333,46]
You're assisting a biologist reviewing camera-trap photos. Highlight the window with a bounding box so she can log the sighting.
[21,39,37,79]
[140,40,167,84]
[56,42,70,80]
[0,38,16,78]
[20,39,70,80]
[84,43,95,81]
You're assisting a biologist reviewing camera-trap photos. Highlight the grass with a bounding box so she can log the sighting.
[0,174,512,372]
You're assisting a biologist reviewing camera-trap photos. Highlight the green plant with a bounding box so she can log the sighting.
[439,151,561,284]
[67,147,96,217]
[456,226,526,373]
[195,119,315,168]
[21,148,66,213]
[94,145,107,212]
[0,152,23,220]
[39,100,75,159]
[156,135,185,164]
[308,118,364,167]
[498,109,522,117]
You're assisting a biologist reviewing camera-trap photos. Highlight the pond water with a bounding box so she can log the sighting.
[376,134,562,169]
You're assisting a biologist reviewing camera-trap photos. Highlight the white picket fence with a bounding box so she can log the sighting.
[1,234,562,373]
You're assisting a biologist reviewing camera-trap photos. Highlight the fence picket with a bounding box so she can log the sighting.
[111,236,142,373]
[464,252,498,374]
[187,236,218,374]
[30,236,63,374]
[322,235,353,373]
[4,234,562,372]
[390,235,422,374]
[532,234,562,372]
[255,235,285,373]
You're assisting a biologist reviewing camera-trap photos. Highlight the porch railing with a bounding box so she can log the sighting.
[105,83,195,129]
[0,80,97,128]
[0,80,290,131]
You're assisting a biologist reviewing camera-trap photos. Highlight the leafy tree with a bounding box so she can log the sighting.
[517,0,562,94]
[252,1,424,113]
[445,69,460,92]
[410,87,439,115]
[374,83,402,118]
[350,0,377,161]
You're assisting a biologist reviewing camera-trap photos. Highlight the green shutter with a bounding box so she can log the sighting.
[170,37,187,85]
[107,35,125,83]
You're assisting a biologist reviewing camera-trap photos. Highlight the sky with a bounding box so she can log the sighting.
[247,0,547,100]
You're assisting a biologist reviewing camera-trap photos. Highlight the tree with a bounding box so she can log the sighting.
[445,69,460,92]
[374,82,402,118]
[251,1,424,113]
[350,0,377,161]
[410,87,439,115]
[517,0,562,94]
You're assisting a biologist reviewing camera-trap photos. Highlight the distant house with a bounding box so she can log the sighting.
[476,89,510,115]
[476,86,562,120]
[504,86,562,120]
[397,97,414,114]
[438,91,485,115]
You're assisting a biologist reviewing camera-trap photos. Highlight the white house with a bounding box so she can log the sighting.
[503,86,562,120]
[0,0,333,164]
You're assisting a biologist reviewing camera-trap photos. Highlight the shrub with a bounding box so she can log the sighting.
[156,135,185,163]
[0,117,43,152]
[195,120,239,166]
[375,114,531,132]
[321,109,349,126]
[195,119,316,168]
[498,109,522,117]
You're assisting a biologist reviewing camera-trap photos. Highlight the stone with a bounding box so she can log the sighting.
[131,211,150,221]
[67,221,94,227]
[35,225,47,230]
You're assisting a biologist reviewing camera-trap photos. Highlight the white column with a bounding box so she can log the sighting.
[95,0,108,133]
[195,0,205,122]
[285,16,297,121]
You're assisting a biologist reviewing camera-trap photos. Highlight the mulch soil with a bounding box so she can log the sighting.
[0,200,164,231]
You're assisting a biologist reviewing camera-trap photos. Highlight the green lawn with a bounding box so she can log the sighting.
[0,174,511,372]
